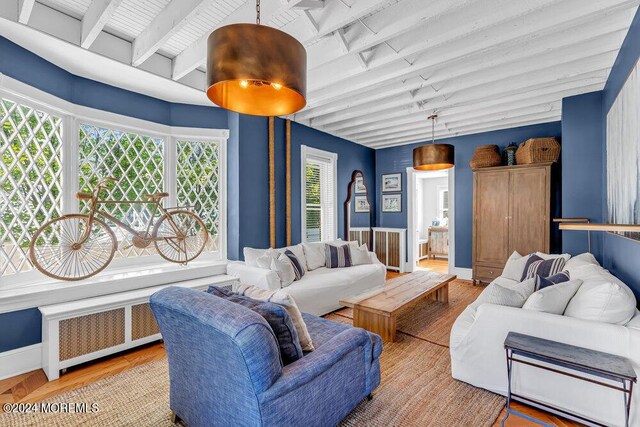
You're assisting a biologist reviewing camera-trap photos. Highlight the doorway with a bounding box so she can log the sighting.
[406,167,454,274]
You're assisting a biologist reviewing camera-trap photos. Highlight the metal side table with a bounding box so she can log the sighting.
[502,332,637,427]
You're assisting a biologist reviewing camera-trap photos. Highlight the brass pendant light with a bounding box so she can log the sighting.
[206,0,307,116]
[413,114,455,171]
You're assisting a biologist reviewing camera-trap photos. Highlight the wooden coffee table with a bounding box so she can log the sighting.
[339,272,456,342]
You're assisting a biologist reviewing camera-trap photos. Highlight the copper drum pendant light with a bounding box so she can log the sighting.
[413,114,454,170]
[206,0,307,116]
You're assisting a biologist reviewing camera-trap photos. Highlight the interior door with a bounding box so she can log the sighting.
[509,167,549,255]
[474,171,510,264]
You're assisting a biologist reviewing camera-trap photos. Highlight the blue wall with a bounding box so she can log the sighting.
[601,6,640,300]
[226,115,377,259]
[375,121,562,269]
[561,92,605,258]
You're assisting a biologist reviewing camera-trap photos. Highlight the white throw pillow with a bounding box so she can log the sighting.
[243,247,268,267]
[234,283,314,351]
[502,251,532,281]
[350,244,371,266]
[271,255,295,287]
[564,278,637,324]
[564,253,601,279]
[535,252,572,262]
[472,278,535,309]
[523,279,582,315]
[281,244,308,272]
[302,242,326,271]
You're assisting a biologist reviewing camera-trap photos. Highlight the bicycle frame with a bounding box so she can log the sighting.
[77,184,185,246]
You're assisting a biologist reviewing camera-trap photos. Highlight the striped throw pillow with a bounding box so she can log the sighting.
[534,271,570,290]
[521,255,566,281]
[325,244,352,268]
[283,249,305,281]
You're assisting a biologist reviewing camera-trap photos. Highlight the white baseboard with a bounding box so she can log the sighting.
[451,267,473,280]
[0,343,42,380]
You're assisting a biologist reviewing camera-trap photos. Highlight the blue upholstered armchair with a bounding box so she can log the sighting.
[150,286,382,427]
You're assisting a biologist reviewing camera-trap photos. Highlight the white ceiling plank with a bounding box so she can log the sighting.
[306,0,469,71]
[18,0,35,24]
[351,100,565,141]
[309,0,565,91]
[321,58,614,134]
[297,7,632,120]
[306,0,639,106]
[81,0,124,49]
[131,0,213,67]
[355,103,562,144]
[344,82,605,139]
[290,0,325,9]
[364,114,561,148]
[313,44,619,129]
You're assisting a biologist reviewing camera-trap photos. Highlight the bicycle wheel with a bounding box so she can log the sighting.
[153,210,208,263]
[29,214,117,281]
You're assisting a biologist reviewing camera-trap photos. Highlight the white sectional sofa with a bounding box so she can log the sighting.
[227,242,386,315]
[450,253,640,426]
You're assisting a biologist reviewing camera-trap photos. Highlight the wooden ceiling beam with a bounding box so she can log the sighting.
[81,0,124,49]
[345,83,603,139]
[132,0,212,67]
[296,7,632,119]
[18,0,35,24]
[314,47,618,129]
[306,0,638,106]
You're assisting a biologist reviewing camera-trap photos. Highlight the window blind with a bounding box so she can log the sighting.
[302,147,336,242]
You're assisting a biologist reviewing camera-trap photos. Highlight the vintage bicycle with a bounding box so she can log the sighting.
[29,177,208,281]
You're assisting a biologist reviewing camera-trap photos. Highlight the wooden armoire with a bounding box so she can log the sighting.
[472,163,552,284]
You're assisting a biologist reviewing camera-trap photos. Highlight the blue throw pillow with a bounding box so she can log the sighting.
[520,255,566,282]
[534,271,570,290]
[207,286,303,365]
[283,249,305,280]
[325,244,352,268]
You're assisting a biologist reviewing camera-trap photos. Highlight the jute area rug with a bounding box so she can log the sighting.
[1,279,502,427]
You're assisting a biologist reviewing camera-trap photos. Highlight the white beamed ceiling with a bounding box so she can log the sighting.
[1,0,638,148]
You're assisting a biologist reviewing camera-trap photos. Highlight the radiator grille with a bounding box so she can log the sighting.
[59,308,125,361]
[131,303,160,341]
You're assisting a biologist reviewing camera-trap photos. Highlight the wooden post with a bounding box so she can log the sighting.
[286,119,292,246]
[269,117,275,248]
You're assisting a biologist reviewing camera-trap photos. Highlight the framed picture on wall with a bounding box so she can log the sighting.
[382,173,401,192]
[354,195,370,212]
[382,194,401,212]
[355,176,366,194]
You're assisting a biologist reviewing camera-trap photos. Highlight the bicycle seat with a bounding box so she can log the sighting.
[145,192,170,200]
[76,192,93,200]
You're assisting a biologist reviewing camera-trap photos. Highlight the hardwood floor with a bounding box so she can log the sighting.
[0,275,580,426]
[418,257,449,274]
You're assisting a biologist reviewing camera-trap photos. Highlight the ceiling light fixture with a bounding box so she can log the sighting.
[206,0,307,116]
[413,114,455,171]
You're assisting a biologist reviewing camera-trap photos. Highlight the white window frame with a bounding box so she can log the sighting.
[437,186,449,219]
[301,145,338,243]
[0,74,228,295]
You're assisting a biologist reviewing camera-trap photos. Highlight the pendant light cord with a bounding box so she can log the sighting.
[256,0,260,25]
[429,114,437,144]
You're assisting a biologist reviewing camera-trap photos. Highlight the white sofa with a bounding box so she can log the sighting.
[227,243,386,316]
[450,253,640,426]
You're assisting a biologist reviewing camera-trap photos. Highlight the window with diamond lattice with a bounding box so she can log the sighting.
[177,140,221,254]
[1,97,63,275]
[78,123,164,258]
